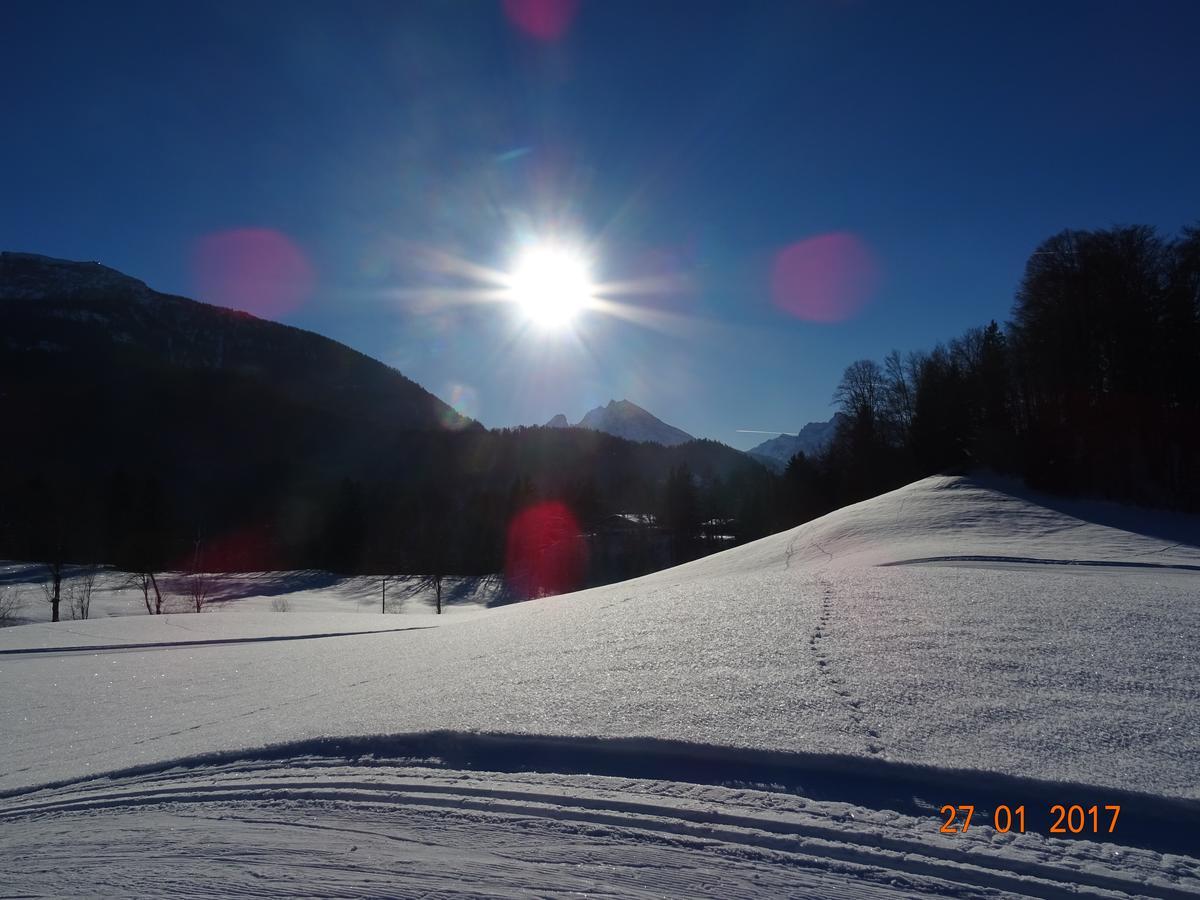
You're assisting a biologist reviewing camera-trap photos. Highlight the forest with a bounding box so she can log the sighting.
[787,224,1200,522]
[3,224,1197,608]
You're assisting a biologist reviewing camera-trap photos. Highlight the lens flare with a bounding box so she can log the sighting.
[505,501,587,599]
[502,0,580,41]
[770,232,879,323]
[192,228,314,319]
[440,383,479,429]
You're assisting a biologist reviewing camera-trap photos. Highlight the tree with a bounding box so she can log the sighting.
[831,359,901,500]
[660,464,699,557]
[0,588,23,627]
[67,568,97,620]
[319,479,367,573]
[381,575,393,614]
[22,474,70,622]
[1010,225,1186,501]
[881,349,921,446]
[410,487,455,614]
[131,571,166,615]
[183,535,211,613]
[118,478,171,614]
[41,558,65,623]
[416,572,445,615]
[834,359,886,422]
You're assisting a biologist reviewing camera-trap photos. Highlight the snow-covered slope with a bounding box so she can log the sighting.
[573,399,694,445]
[748,413,845,470]
[0,567,500,628]
[2,474,1198,897]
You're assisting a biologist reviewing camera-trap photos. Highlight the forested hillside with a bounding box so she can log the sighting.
[0,254,767,591]
[784,224,1200,519]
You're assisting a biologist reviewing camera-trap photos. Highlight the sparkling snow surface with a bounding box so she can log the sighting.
[2,474,1198,897]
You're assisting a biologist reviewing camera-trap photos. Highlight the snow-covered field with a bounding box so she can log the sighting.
[2,474,1198,897]
[0,567,500,625]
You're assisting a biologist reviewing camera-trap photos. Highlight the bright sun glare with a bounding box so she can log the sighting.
[507,244,593,328]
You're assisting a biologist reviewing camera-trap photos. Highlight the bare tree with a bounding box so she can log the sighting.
[41,558,65,623]
[183,537,212,613]
[416,573,445,615]
[0,588,23,627]
[834,359,886,421]
[67,568,98,620]
[411,499,452,615]
[882,349,921,441]
[130,571,165,615]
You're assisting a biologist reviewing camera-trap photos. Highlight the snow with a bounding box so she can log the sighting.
[0,567,500,626]
[5,752,1197,899]
[574,398,695,445]
[1,473,1198,897]
[747,413,845,470]
[0,612,445,653]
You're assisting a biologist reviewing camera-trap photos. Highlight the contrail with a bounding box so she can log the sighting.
[736,429,792,435]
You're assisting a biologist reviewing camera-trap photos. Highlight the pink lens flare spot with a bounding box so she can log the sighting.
[192,228,315,319]
[770,232,880,323]
[505,501,587,600]
[502,0,580,41]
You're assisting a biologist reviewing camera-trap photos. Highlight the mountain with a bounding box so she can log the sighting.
[573,399,694,446]
[0,252,480,566]
[544,413,569,428]
[0,253,762,574]
[0,252,474,433]
[747,413,846,471]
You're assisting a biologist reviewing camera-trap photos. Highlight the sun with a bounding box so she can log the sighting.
[506,243,593,328]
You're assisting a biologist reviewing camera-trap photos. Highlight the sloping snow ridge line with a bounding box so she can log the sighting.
[1,474,1198,896]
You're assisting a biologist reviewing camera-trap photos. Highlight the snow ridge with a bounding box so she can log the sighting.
[574,399,694,446]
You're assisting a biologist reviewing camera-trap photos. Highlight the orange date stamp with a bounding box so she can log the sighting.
[939,804,1120,835]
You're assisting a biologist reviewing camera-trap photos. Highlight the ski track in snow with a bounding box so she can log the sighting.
[3,474,1199,896]
[3,747,1199,899]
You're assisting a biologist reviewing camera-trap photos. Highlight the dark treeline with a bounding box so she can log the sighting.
[783,224,1200,520]
[1,426,780,599]
[3,224,1196,603]
[0,253,782,601]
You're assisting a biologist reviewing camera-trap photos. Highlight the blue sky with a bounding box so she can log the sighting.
[3,1,1198,448]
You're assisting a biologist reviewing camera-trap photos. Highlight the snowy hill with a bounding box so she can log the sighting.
[567,398,694,445]
[748,413,846,470]
[2,473,1198,897]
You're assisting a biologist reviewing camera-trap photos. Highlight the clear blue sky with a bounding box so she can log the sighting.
[3,1,1198,449]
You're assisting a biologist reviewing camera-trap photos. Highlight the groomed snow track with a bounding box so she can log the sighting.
[3,733,1197,899]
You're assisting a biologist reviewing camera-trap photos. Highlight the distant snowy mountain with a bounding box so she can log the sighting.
[568,399,694,446]
[748,413,846,471]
